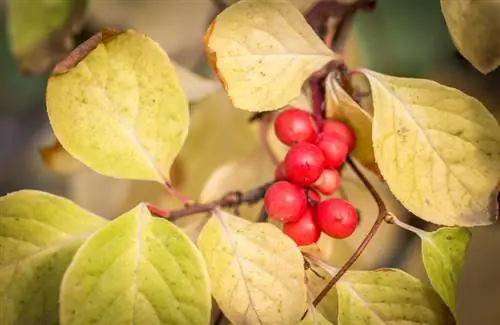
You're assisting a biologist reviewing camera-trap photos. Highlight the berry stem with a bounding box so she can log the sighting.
[307,157,388,312]
[149,182,273,221]
[164,181,194,207]
[310,77,325,130]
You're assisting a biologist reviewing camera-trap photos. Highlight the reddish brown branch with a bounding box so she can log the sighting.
[149,182,273,222]
[309,157,387,309]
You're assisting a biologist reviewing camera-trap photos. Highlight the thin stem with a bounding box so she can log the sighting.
[164,181,194,206]
[305,157,387,313]
[257,205,269,223]
[387,213,429,238]
[149,182,273,222]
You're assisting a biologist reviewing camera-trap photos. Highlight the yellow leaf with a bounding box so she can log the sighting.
[324,73,379,176]
[364,69,500,226]
[441,0,500,74]
[198,210,308,325]
[223,0,319,13]
[205,0,340,112]
[46,28,189,183]
[40,139,86,174]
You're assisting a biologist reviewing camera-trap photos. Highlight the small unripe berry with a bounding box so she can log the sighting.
[283,208,321,246]
[264,181,307,223]
[313,169,341,195]
[274,108,318,145]
[284,142,325,186]
[323,120,356,152]
[317,198,358,239]
[275,161,287,181]
[315,133,349,169]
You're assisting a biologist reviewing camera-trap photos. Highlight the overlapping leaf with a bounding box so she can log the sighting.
[7,0,88,75]
[324,73,379,176]
[441,0,500,74]
[60,204,211,325]
[198,210,307,325]
[205,0,340,111]
[363,69,500,226]
[46,29,189,183]
[336,269,454,324]
[0,190,106,325]
[421,227,471,315]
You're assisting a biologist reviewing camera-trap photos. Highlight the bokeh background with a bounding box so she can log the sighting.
[1,0,500,324]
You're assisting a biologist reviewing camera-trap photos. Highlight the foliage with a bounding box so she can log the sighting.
[3,0,500,324]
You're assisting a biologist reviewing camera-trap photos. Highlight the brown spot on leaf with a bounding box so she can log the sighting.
[52,27,125,75]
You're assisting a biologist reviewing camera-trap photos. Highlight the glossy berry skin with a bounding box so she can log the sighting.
[284,142,325,187]
[313,169,341,195]
[323,120,356,152]
[317,198,358,239]
[283,208,321,246]
[264,181,307,223]
[315,133,349,169]
[275,161,287,181]
[274,108,318,145]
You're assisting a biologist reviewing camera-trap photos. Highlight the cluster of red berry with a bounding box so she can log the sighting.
[264,108,359,246]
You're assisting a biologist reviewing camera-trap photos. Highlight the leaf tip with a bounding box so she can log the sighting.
[51,27,125,75]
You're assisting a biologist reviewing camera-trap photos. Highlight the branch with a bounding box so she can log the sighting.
[310,157,387,308]
[148,182,273,222]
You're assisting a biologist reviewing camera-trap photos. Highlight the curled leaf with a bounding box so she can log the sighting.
[46,29,189,183]
[198,210,307,325]
[7,0,88,75]
[60,204,211,325]
[324,73,379,176]
[205,0,340,111]
[363,69,500,226]
[336,269,454,325]
[441,0,500,74]
[0,190,106,325]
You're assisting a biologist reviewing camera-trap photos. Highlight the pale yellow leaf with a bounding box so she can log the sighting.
[198,210,308,325]
[46,29,189,183]
[336,269,454,325]
[441,0,500,74]
[324,73,379,176]
[205,0,340,111]
[223,0,319,13]
[364,69,500,226]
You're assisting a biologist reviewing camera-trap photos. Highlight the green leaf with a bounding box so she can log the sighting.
[441,0,500,74]
[60,204,211,325]
[198,210,307,325]
[7,0,88,75]
[421,227,471,315]
[46,28,190,184]
[363,69,500,226]
[205,0,340,112]
[300,308,333,325]
[0,190,106,325]
[336,269,454,325]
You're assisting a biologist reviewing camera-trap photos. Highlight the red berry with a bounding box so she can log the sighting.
[275,161,287,180]
[274,108,318,145]
[264,181,307,223]
[315,133,349,169]
[283,208,321,246]
[306,188,321,205]
[313,169,341,195]
[323,120,356,152]
[316,198,358,239]
[284,142,325,187]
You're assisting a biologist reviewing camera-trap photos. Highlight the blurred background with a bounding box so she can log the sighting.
[1,0,500,324]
